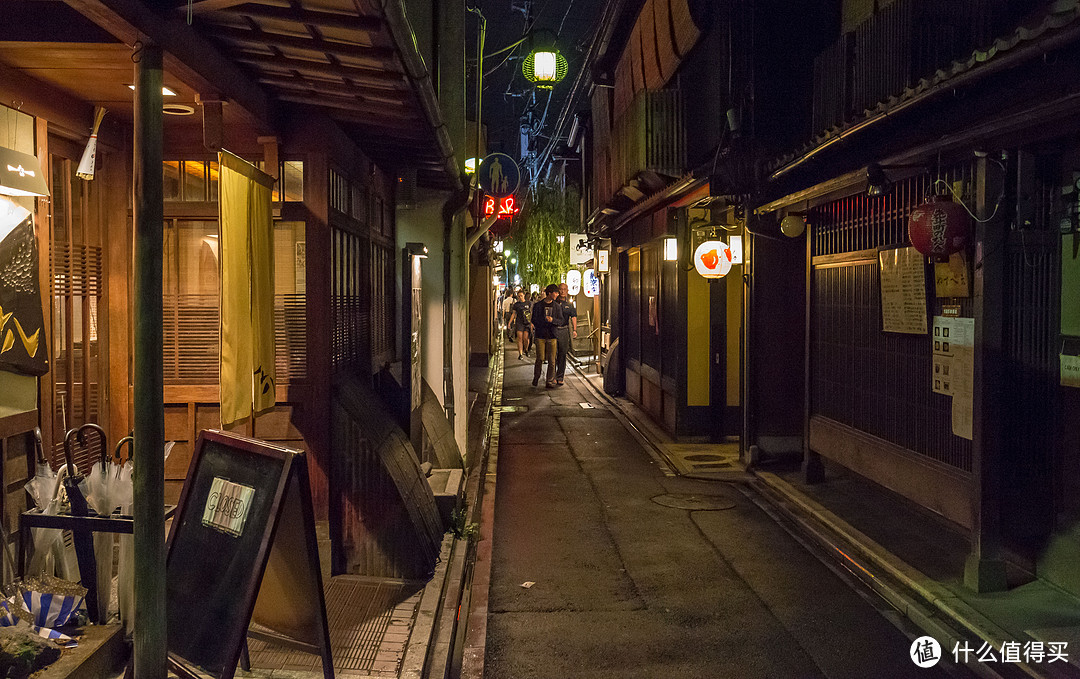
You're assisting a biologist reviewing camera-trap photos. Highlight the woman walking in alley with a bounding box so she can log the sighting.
[508,290,532,360]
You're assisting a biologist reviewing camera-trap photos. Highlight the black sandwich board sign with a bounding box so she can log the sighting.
[165,430,334,679]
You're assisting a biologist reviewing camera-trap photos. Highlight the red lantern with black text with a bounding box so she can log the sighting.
[908,195,970,262]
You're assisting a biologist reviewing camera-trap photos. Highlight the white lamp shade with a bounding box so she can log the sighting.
[583,269,600,297]
[693,240,733,278]
[663,237,678,261]
[533,51,557,81]
[728,235,743,264]
[566,269,581,296]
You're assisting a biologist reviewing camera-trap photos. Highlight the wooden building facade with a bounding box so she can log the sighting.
[558,0,1080,595]
[0,0,467,579]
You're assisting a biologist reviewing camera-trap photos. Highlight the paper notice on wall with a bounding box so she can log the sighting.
[932,316,974,439]
[879,247,928,334]
[1062,353,1080,388]
[932,356,953,395]
[931,316,973,356]
[933,252,970,298]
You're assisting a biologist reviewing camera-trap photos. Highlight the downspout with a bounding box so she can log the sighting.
[380,0,463,192]
[381,0,466,423]
[442,184,471,425]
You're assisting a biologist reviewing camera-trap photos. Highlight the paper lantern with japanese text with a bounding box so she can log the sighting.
[583,269,599,297]
[566,269,581,296]
[693,240,733,279]
[908,196,971,262]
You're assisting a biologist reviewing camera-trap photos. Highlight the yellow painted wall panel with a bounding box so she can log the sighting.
[686,270,709,406]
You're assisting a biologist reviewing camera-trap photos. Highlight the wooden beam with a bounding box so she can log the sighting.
[257,76,410,103]
[180,0,249,15]
[213,5,382,32]
[275,94,420,121]
[204,25,394,62]
[237,53,406,89]
[0,60,94,141]
[63,0,277,130]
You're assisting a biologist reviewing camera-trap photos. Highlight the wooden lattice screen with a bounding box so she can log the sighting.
[331,226,370,374]
[161,220,307,384]
[809,164,978,471]
[49,154,105,470]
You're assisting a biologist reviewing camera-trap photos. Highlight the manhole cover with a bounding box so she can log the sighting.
[684,454,726,462]
[494,405,529,413]
[651,493,737,511]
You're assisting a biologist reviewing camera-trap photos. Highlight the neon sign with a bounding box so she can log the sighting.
[484,195,519,218]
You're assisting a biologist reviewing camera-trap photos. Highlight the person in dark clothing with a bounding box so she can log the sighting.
[554,282,578,385]
[531,284,563,388]
[508,291,532,360]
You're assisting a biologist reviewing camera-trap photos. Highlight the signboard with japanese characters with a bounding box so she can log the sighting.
[879,246,928,334]
[166,430,334,679]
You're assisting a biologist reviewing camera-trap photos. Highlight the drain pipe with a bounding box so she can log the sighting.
[443,184,472,427]
[379,0,462,191]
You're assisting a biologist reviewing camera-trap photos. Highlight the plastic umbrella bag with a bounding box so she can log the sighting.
[116,440,171,635]
[23,464,60,577]
[81,457,116,623]
[23,429,75,579]
[114,459,133,635]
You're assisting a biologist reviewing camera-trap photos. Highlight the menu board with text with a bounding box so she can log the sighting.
[879,247,928,334]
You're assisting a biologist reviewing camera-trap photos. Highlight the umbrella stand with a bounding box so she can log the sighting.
[62,424,103,624]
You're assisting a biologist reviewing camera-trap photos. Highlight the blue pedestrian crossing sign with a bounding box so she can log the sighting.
[478,153,520,198]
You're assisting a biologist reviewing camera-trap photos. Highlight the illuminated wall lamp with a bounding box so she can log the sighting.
[663,237,678,261]
[728,235,743,264]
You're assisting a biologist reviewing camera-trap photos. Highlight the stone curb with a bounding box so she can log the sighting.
[752,471,1046,679]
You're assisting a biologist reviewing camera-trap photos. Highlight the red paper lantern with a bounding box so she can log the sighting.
[908,195,971,261]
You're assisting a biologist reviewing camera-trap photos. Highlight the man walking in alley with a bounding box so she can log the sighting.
[531,284,562,388]
[554,282,578,386]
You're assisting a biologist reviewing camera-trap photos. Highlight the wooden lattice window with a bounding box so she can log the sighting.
[331,227,369,373]
[809,165,977,471]
[161,220,307,384]
[49,152,106,466]
[371,243,395,364]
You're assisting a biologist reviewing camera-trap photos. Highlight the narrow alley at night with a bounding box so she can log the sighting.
[3,0,1080,677]
[477,344,961,679]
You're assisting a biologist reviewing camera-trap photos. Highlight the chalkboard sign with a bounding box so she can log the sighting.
[165,430,333,679]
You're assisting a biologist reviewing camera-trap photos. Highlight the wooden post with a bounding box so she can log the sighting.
[133,42,167,678]
[964,154,1009,592]
[803,214,824,482]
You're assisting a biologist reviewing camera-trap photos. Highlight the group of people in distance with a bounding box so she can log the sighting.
[501,283,578,388]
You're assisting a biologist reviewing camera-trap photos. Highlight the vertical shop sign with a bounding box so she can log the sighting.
[219,151,276,426]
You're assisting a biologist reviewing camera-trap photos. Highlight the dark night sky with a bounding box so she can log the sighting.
[471,0,607,160]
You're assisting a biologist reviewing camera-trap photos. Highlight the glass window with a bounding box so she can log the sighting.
[163,161,181,201]
[183,161,209,201]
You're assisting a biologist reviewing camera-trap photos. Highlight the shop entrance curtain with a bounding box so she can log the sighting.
[218,150,276,426]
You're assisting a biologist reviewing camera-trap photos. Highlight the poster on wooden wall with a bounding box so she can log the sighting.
[933,252,970,298]
[879,247,928,334]
[932,316,974,440]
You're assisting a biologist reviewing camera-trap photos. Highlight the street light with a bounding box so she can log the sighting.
[523,30,568,89]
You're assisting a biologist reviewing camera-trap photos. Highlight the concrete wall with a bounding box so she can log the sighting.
[396,195,469,458]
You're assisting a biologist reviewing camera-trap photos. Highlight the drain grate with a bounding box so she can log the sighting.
[684,454,725,462]
[651,493,737,511]
[494,405,529,413]
[248,578,421,672]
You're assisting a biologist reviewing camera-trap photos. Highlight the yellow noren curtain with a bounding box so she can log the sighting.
[219,150,276,426]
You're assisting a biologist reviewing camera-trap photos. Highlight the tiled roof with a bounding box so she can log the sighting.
[768,0,1080,176]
